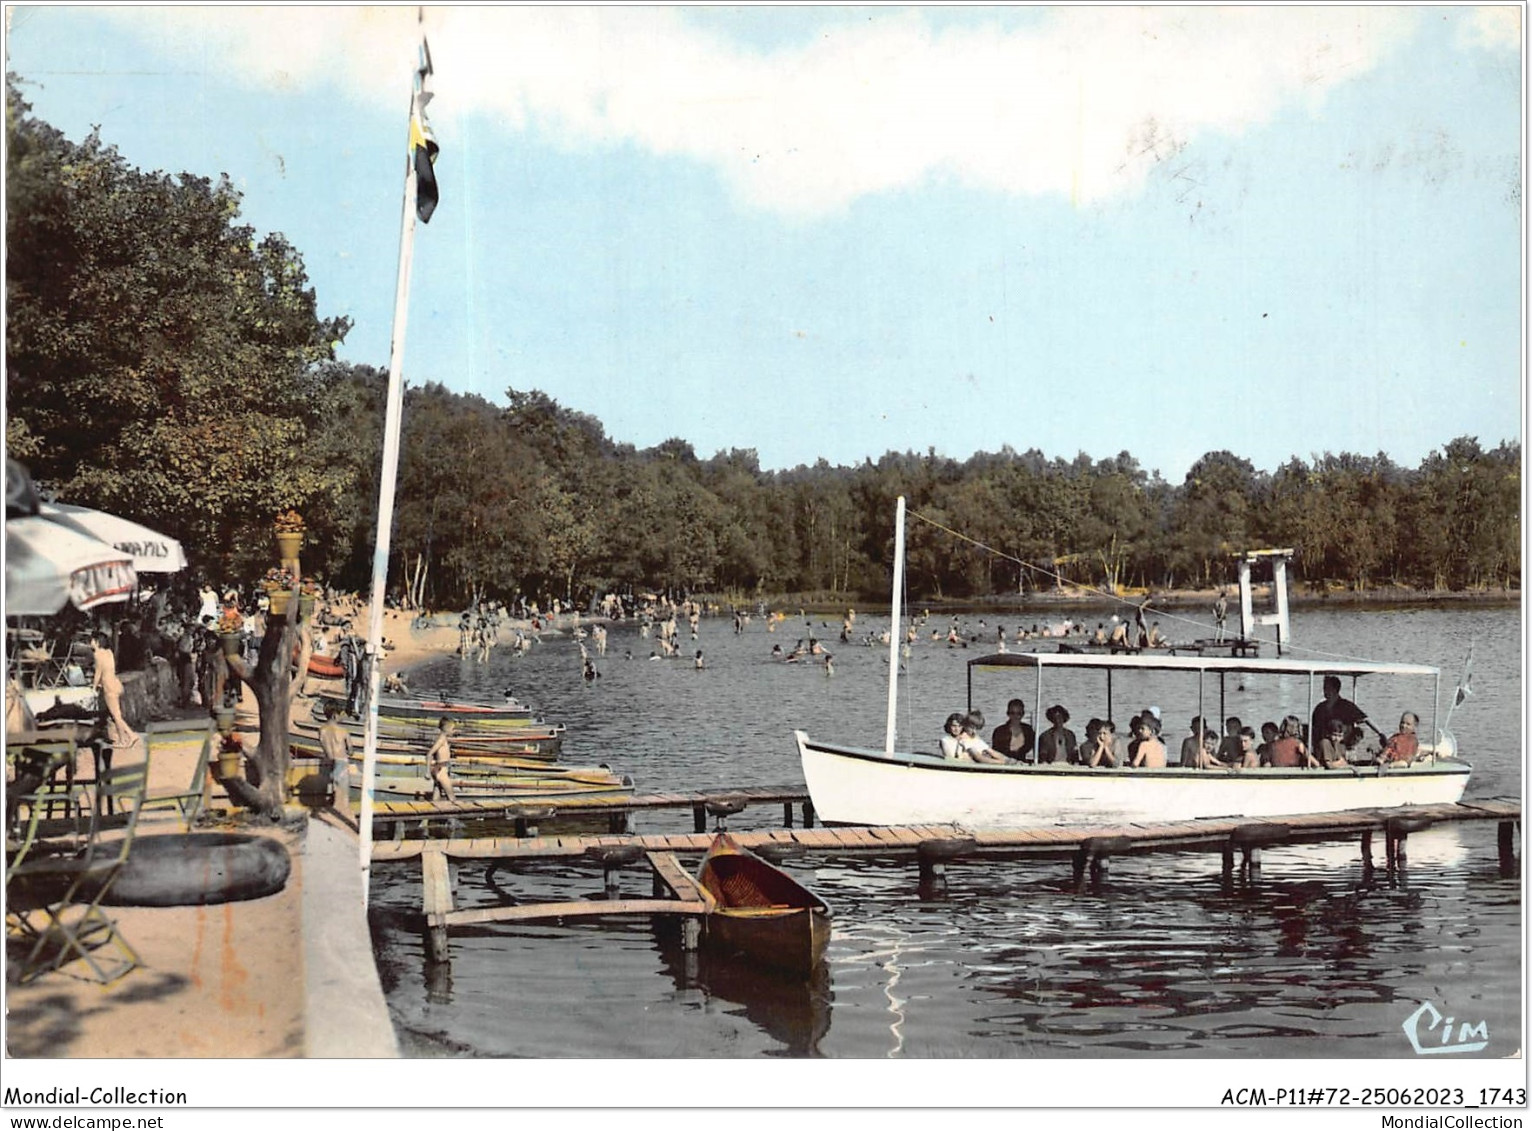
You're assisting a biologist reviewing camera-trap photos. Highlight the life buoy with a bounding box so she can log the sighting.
[99,833,291,907]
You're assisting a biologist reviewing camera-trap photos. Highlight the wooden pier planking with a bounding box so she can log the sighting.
[378,797,1520,866]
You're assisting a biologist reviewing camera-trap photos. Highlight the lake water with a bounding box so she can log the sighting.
[365,604,1521,1060]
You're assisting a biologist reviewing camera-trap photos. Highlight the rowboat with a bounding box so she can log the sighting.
[317,691,539,724]
[301,703,565,757]
[289,719,560,762]
[696,833,831,978]
[795,497,1473,829]
[308,654,344,679]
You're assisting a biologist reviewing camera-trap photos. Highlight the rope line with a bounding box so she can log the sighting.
[905,508,1394,667]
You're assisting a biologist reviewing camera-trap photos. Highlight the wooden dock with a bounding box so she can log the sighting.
[367,784,814,836]
[386,797,1520,962]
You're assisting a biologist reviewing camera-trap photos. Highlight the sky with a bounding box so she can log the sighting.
[3,5,1524,484]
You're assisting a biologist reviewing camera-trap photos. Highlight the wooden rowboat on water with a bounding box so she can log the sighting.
[316,691,540,724]
[696,833,831,979]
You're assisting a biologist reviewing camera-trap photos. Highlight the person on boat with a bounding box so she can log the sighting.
[1213,589,1229,642]
[1316,717,1350,768]
[1186,727,1227,770]
[939,712,965,759]
[990,699,1036,763]
[427,717,458,802]
[1217,716,1245,764]
[957,715,1008,764]
[1311,676,1368,755]
[1381,711,1421,765]
[1092,623,1107,646]
[1127,713,1167,768]
[1268,715,1322,768]
[1082,719,1119,768]
[1257,720,1280,764]
[1146,621,1166,648]
[1233,727,1261,768]
[1107,619,1130,651]
[1037,704,1078,764]
[1179,717,1211,767]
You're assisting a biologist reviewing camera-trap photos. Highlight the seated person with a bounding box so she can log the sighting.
[1082,718,1119,768]
[1232,726,1260,768]
[1216,716,1244,764]
[957,714,1008,764]
[1037,704,1078,764]
[1312,675,1368,753]
[1128,714,1166,768]
[1381,711,1421,765]
[1267,715,1322,768]
[1316,717,1351,768]
[990,699,1036,763]
[939,712,965,760]
[1179,717,1211,767]
[1107,620,1130,650]
[1186,727,1227,769]
[1256,721,1279,764]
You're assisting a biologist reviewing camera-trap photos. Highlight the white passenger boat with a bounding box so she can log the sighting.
[794,498,1473,829]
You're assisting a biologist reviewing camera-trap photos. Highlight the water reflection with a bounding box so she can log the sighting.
[365,606,1519,1058]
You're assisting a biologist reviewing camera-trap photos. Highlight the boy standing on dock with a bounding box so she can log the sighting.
[428,717,458,803]
[318,714,355,828]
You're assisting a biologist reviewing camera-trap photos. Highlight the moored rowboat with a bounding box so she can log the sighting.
[696,833,831,979]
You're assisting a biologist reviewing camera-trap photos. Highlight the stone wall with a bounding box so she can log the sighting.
[121,657,180,727]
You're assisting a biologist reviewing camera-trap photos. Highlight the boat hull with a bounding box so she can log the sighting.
[795,731,1473,828]
[697,833,831,978]
[317,691,538,723]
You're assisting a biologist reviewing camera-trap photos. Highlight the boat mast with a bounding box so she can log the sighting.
[885,496,906,755]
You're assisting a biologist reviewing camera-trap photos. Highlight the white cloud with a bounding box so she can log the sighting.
[101,6,1421,217]
[1458,5,1521,51]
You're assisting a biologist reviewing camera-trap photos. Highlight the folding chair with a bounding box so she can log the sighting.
[7,761,147,985]
[138,719,215,830]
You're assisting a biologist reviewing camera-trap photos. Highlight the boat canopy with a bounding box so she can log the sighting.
[966,652,1439,679]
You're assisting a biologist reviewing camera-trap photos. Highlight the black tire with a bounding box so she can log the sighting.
[100,833,291,907]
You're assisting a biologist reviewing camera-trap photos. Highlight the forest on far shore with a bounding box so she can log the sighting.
[5,77,1521,611]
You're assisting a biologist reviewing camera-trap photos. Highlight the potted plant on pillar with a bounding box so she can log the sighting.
[216,607,244,659]
[273,509,305,565]
[263,565,297,617]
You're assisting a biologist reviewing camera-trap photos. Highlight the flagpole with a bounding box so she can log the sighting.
[358,89,424,902]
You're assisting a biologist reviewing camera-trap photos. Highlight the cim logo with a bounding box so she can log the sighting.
[1402,1001,1489,1055]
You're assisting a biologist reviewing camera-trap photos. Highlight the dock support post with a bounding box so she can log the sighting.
[1221,846,1234,877]
[693,804,707,834]
[802,801,816,828]
[607,812,628,834]
[1360,830,1374,871]
[681,916,701,951]
[784,802,795,828]
[1242,846,1261,878]
[1498,821,1518,874]
[422,847,452,964]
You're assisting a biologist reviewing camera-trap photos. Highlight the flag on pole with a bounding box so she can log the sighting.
[410,36,439,223]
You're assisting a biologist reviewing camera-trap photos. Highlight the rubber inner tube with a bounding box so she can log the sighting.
[100,833,291,907]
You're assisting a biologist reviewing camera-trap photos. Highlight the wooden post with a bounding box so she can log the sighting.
[1221,845,1235,876]
[1243,846,1261,878]
[1360,830,1374,870]
[802,800,816,828]
[783,802,795,828]
[1385,831,1399,868]
[693,803,707,833]
[1497,821,1517,874]
[513,816,530,838]
[1072,850,1089,892]
[608,812,628,834]
[422,847,452,963]
[681,916,701,951]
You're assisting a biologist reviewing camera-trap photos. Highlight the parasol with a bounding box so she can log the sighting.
[5,514,138,616]
[37,502,187,573]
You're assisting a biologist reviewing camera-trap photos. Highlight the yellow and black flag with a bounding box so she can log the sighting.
[411,36,439,223]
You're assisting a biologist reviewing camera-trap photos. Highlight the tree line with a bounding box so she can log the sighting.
[6,78,1520,613]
